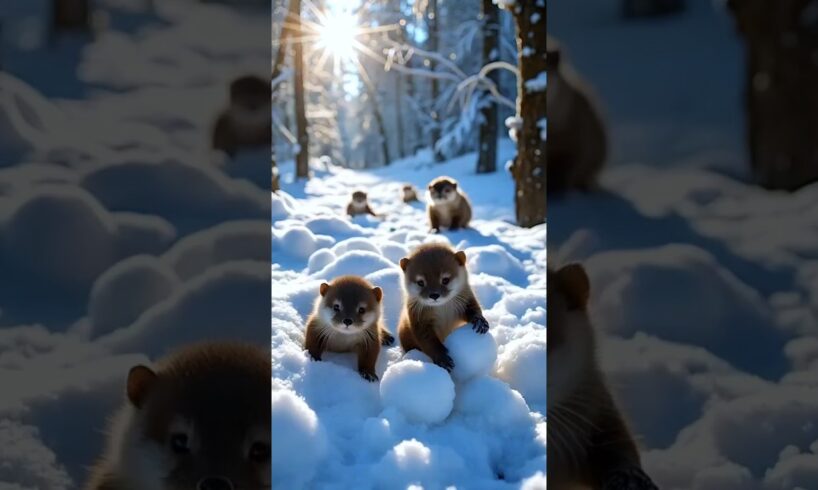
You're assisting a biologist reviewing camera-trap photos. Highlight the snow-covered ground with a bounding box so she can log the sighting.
[272,145,547,489]
[0,1,271,488]
[550,1,818,488]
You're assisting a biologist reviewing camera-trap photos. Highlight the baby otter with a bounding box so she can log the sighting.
[86,342,271,490]
[548,264,657,490]
[398,243,489,371]
[212,75,272,158]
[426,176,472,232]
[304,275,395,381]
[346,191,379,217]
[547,36,608,195]
[401,184,419,203]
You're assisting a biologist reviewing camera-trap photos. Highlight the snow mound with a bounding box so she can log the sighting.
[380,360,455,425]
[466,244,528,285]
[455,376,531,428]
[271,390,328,489]
[373,439,467,489]
[445,327,498,382]
[311,250,395,279]
[495,335,547,406]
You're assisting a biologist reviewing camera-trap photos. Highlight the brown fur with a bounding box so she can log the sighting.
[212,75,271,157]
[52,0,92,32]
[426,177,472,232]
[401,184,419,203]
[346,191,379,217]
[86,342,271,490]
[304,275,394,381]
[397,243,488,371]
[547,37,607,195]
[548,264,657,490]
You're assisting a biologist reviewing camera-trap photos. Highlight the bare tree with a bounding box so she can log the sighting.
[504,0,546,227]
[728,0,818,191]
[361,69,392,166]
[291,0,310,179]
[477,0,500,174]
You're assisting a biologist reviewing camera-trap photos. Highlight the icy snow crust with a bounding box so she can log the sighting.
[272,144,547,489]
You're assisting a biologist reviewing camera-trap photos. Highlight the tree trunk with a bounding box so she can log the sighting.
[292,0,309,179]
[477,0,500,174]
[272,160,280,192]
[729,0,818,191]
[428,0,443,162]
[512,0,547,227]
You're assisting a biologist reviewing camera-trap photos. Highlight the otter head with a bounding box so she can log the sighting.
[427,177,460,205]
[547,264,595,411]
[228,75,271,127]
[400,244,468,306]
[124,343,271,490]
[318,276,382,334]
[402,185,416,198]
[351,191,368,204]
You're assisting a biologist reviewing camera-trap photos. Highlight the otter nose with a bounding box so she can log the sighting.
[197,477,234,490]
[429,293,440,300]
[343,318,353,326]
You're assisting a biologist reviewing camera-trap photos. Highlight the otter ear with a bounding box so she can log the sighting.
[372,287,383,303]
[556,263,590,309]
[399,258,410,271]
[451,182,458,190]
[319,283,330,296]
[127,365,157,409]
[428,184,434,191]
[454,251,467,266]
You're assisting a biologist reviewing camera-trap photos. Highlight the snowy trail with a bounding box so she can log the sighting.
[272,151,547,489]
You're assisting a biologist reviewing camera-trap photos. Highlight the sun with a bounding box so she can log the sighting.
[317,11,359,62]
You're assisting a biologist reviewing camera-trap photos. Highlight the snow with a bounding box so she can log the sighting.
[270,390,328,489]
[380,360,456,424]
[273,139,546,488]
[524,72,547,93]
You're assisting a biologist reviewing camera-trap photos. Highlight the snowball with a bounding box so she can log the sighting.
[271,390,328,489]
[307,249,336,274]
[380,360,455,424]
[495,336,546,405]
[373,439,467,489]
[454,377,531,428]
[444,327,497,382]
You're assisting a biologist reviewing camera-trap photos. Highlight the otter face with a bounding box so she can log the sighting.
[428,178,459,204]
[228,75,271,128]
[318,280,382,334]
[124,345,271,490]
[547,264,594,411]
[400,248,467,306]
[351,191,368,204]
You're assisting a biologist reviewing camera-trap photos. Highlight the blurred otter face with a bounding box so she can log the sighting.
[125,351,271,490]
[428,179,458,204]
[318,281,380,334]
[352,191,367,204]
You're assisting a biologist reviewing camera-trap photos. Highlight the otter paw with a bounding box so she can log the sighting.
[359,371,379,382]
[602,467,658,490]
[471,315,490,334]
[381,331,395,346]
[433,354,455,372]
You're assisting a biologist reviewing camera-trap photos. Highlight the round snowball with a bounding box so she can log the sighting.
[445,327,497,382]
[271,390,327,488]
[495,337,546,405]
[380,360,455,424]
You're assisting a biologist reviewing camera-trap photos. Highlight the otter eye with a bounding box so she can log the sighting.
[416,280,425,288]
[170,433,189,454]
[442,277,450,285]
[358,307,366,315]
[249,441,270,464]
[333,304,340,312]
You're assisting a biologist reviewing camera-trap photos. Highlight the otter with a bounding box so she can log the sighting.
[398,243,488,371]
[346,191,379,217]
[547,37,608,195]
[426,176,472,232]
[548,264,657,490]
[86,342,271,490]
[401,184,419,203]
[304,275,395,381]
[212,75,272,158]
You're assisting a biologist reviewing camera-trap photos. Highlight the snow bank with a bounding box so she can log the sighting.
[271,390,328,489]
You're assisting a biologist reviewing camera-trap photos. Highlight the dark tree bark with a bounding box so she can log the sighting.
[511,0,547,227]
[272,160,280,192]
[477,0,500,174]
[292,0,309,179]
[728,0,818,191]
[428,0,443,162]
[621,0,685,18]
